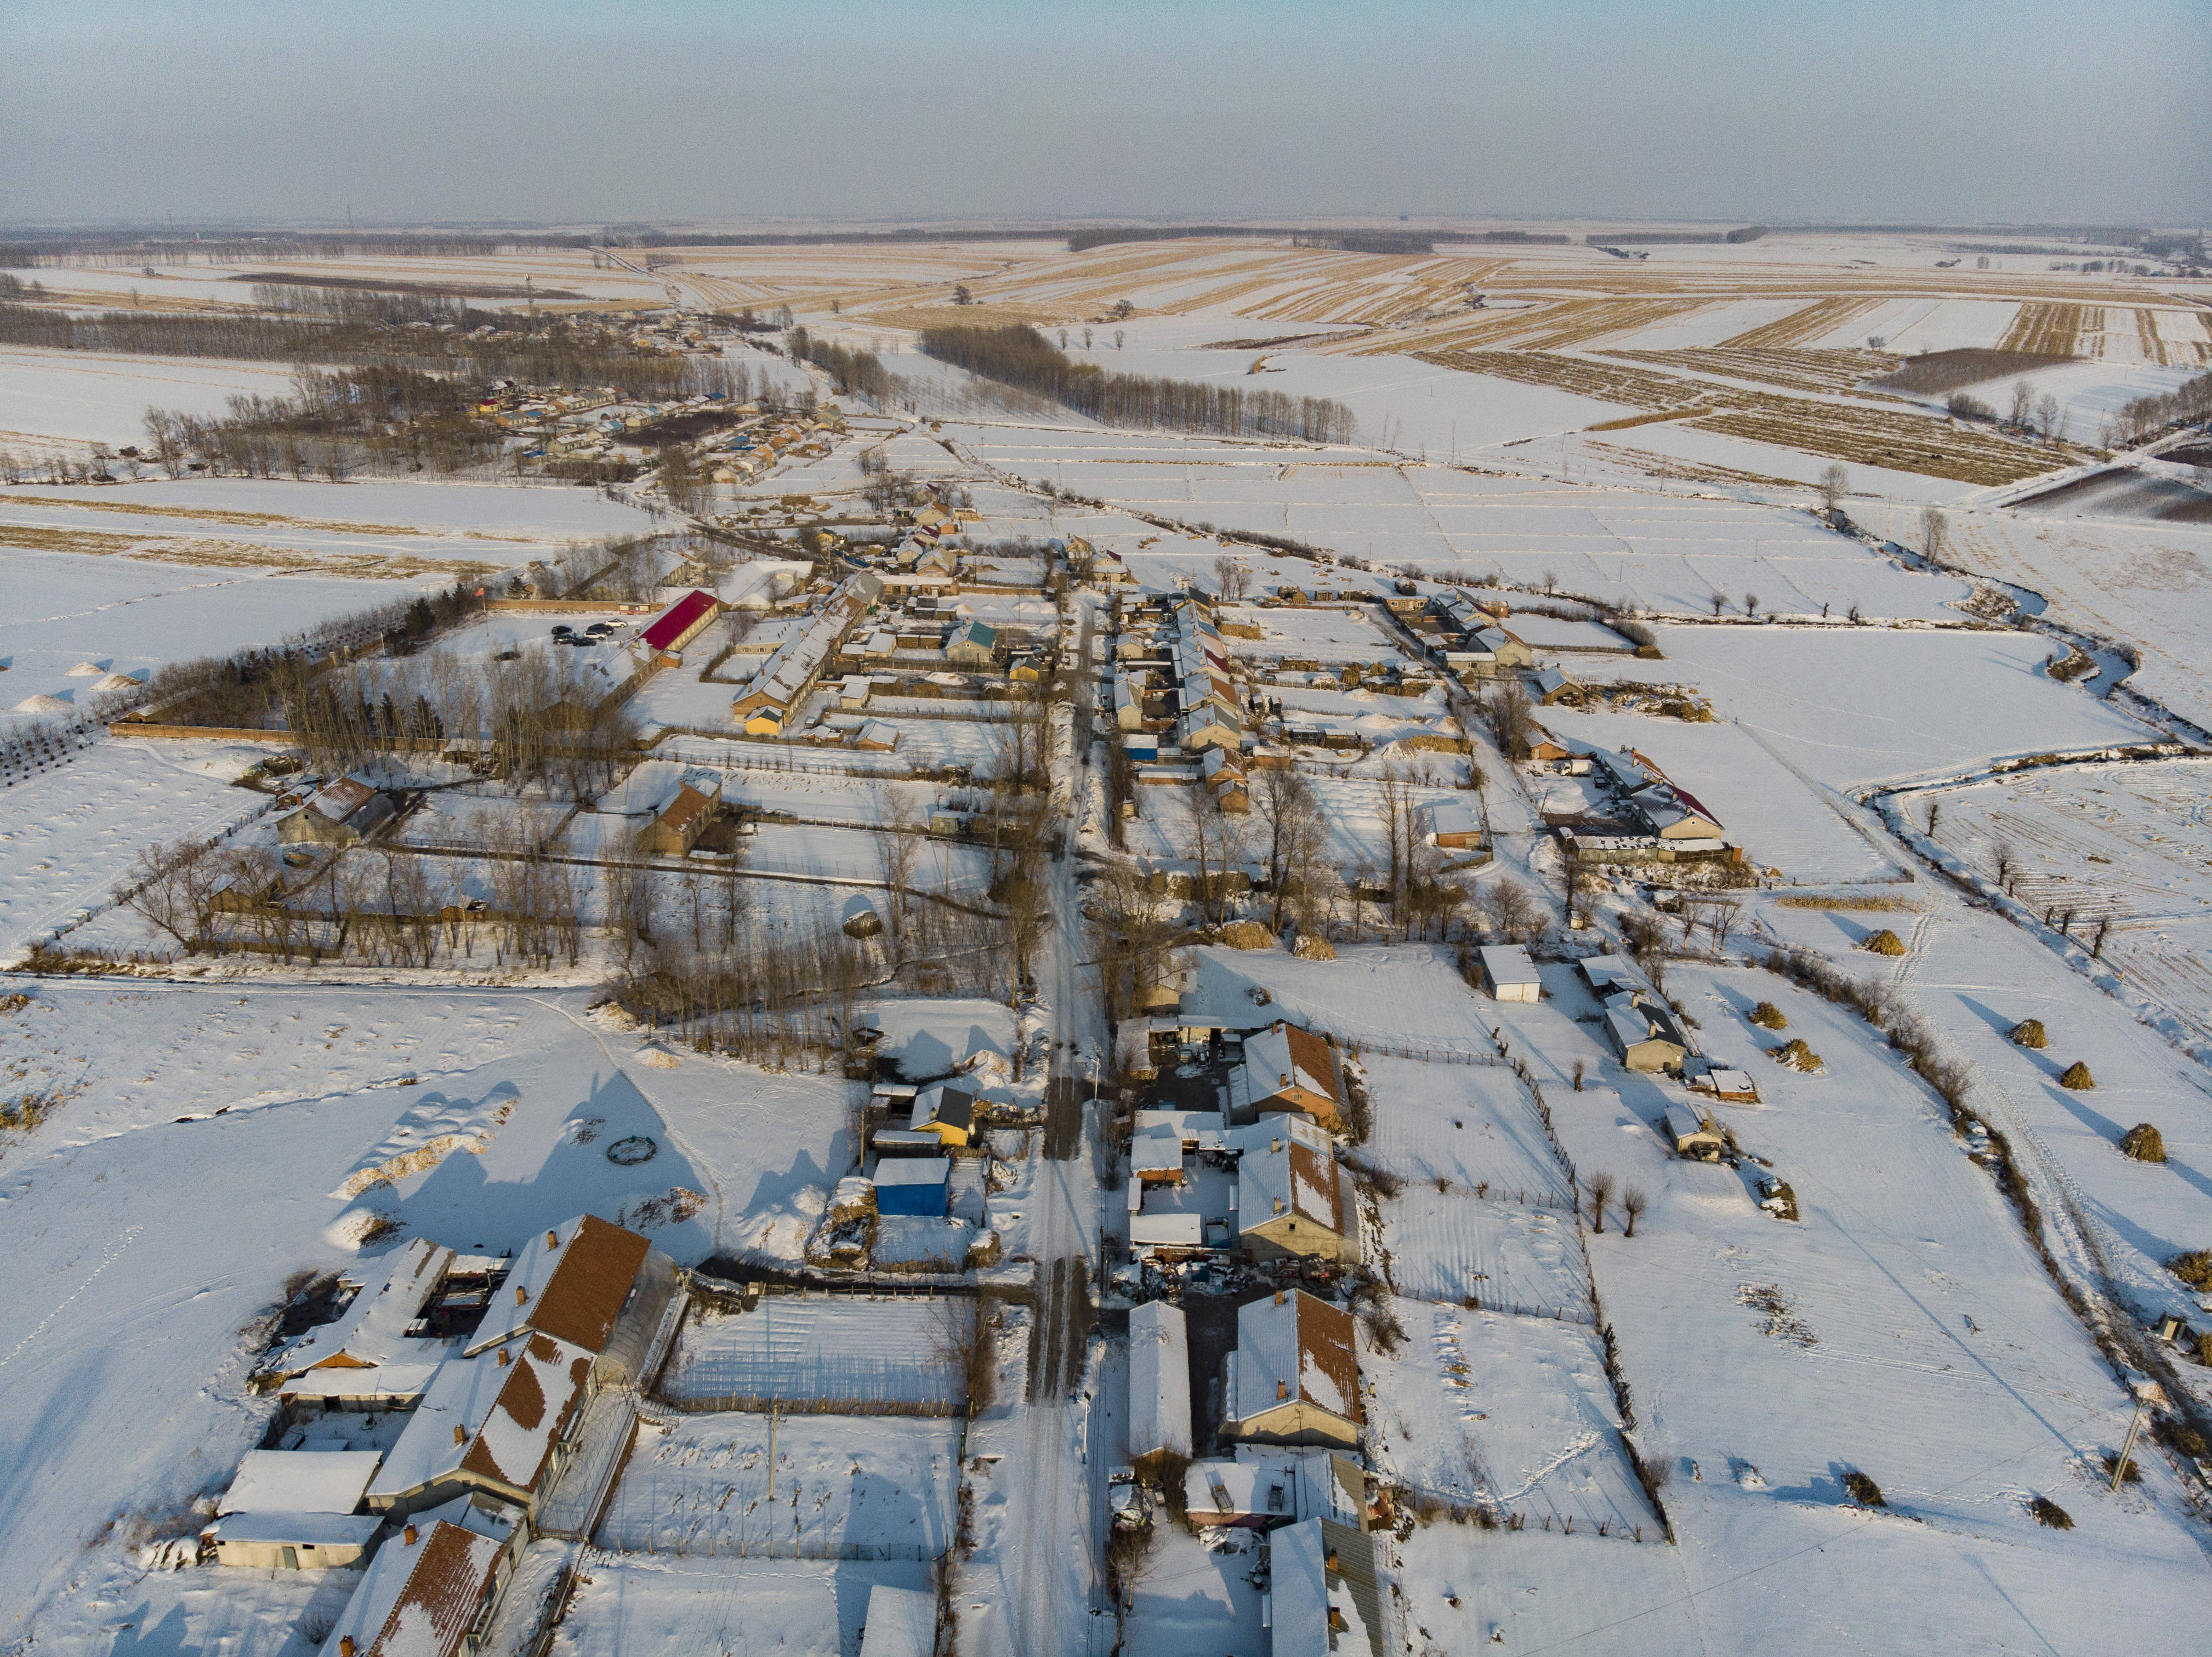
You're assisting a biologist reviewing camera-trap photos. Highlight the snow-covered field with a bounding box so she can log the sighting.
[598,1411,961,1557]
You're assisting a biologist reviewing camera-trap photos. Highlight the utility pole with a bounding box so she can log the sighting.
[2112,1382,2162,1490]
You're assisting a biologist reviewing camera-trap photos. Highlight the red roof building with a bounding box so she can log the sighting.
[641,589,723,655]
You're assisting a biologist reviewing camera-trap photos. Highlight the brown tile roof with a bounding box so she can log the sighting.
[1295,1292,1362,1425]
[459,1334,592,1494]
[368,1520,500,1657]
[655,783,713,841]
[1287,1139,1342,1233]
[1282,1024,1344,1106]
[532,1215,651,1352]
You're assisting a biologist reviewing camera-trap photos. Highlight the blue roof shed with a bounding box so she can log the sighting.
[874,1157,952,1217]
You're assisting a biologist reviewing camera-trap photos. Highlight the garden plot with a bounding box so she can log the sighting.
[1406,471,1974,617]
[1218,602,1404,665]
[0,345,304,456]
[1366,1296,1649,1535]
[599,1411,960,1558]
[1630,623,2153,790]
[662,1298,962,1410]
[1,475,653,578]
[393,788,572,849]
[0,546,442,716]
[548,1553,936,1657]
[1533,972,2211,1653]
[1914,758,2212,1046]
[1852,500,2212,737]
[0,737,276,963]
[1362,1052,1571,1204]
[1179,941,1497,1057]
[1380,1185,1589,1310]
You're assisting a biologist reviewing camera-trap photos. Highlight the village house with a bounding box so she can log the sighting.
[1664,1102,1727,1159]
[1271,1514,1385,1657]
[279,777,396,848]
[906,1083,976,1148]
[944,620,999,668]
[633,778,720,856]
[1128,1299,1193,1468]
[1233,1022,1347,1131]
[260,1238,456,1388]
[1225,1290,1362,1448]
[316,1493,526,1657]
[1476,944,1543,1003]
[1181,1448,1369,1532]
[1606,992,1691,1074]
[1418,798,1485,851]
[1232,1117,1354,1263]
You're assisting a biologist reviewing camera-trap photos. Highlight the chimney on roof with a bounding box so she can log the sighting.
[1326,1548,1340,1572]
[340,1641,356,1657]
[1275,1290,1286,1307]
[403,1522,418,1544]
[453,1423,466,1444]
[1277,1379,1288,1400]
[1273,1198,1283,1215]
[497,1347,510,1366]
[515,1284,528,1306]
[547,1229,558,1249]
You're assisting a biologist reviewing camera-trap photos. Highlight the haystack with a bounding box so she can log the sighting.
[1216,920,1275,950]
[2119,1122,2165,1162]
[2008,1018,2047,1049]
[1292,931,1337,962]
[1770,1038,1825,1073]
[1749,1002,1788,1030]
[2057,1060,2094,1090]
[1861,928,1907,957]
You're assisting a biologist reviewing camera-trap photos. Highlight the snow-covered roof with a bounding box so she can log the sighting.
[1231,1118,1343,1235]
[206,1510,382,1548]
[874,1157,951,1189]
[219,1449,383,1516]
[1131,1119,1186,1178]
[278,1360,444,1406]
[1419,798,1483,841]
[1477,944,1542,990]
[1136,1109,1226,1152]
[1241,1022,1343,1109]
[1269,1517,1373,1657]
[278,1238,455,1376]
[1129,1300,1193,1460]
[368,1333,593,1505]
[462,1213,650,1358]
[860,1584,939,1657]
[1233,1290,1360,1426]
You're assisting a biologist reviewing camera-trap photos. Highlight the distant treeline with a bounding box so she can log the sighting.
[621,228,1054,249]
[0,231,593,268]
[1066,226,1433,256]
[918,323,1356,443]
[0,301,748,401]
[1582,226,1767,245]
[1445,231,1571,245]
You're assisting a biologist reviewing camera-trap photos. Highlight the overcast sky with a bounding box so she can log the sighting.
[7,0,2207,229]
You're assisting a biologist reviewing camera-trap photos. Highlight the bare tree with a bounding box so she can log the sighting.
[1816,464,1849,514]
[1187,785,1250,928]
[2035,392,2061,441]
[1480,684,1535,762]
[1708,897,1742,950]
[2009,379,2035,430]
[1710,591,1727,617]
[1743,592,1760,618]
[1254,767,1326,932]
[120,839,220,952]
[1586,1170,1616,1234]
[1991,839,2015,894]
[875,790,924,941]
[1919,504,1948,565]
[1621,1185,1648,1238]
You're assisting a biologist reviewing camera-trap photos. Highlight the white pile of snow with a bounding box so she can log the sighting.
[12,694,70,713]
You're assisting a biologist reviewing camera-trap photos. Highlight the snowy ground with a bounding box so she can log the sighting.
[599,1411,960,1558]
[548,1552,936,1657]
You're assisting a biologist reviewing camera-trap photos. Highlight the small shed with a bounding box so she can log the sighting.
[874,1157,951,1217]
[1128,1300,1193,1466]
[640,589,723,657]
[1477,944,1543,1003]
[1663,1103,1726,1160]
[860,1584,938,1657]
[205,1449,385,1569]
[1131,1120,1187,1184]
[1420,798,1485,850]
